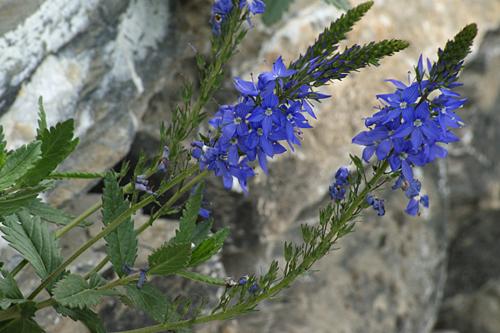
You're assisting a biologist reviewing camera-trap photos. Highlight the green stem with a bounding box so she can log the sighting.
[338,160,389,225]
[55,201,102,238]
[111,161,390,333]
[85,169,209,278]
[176,270,227,287]
[0,306,21,321]
[27,167,200,300]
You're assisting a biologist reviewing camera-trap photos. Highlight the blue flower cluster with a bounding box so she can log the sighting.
[329,166,350,201]
[353,56,466,216]
[366,195,385,216]
[192,56,330,191]
[211,0,265,34]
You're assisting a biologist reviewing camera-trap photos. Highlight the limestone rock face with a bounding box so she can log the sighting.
[0,0,173,207]
[434,27,500,333]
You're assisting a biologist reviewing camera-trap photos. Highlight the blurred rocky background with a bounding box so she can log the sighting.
[0,0,499,332]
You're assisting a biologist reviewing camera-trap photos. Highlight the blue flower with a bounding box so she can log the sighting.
[248,91,284,135]
[392,102,440,150]
[238,275,249,285]
[405,195,429,216]
[158,146,170,173]
[199,207,211,219]
[135,175,154,195]
[239,0,266,15]
[249,282,260,294]
[366,195,385,216]
[137,269,148,289]
[234,77,259,97]
[352,53,468,216]
[211,0,233,35]
[259,56,297,84]
[220,103,252,142]
[329,166,350,201]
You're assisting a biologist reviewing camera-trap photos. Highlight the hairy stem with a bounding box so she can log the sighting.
[27,166,203,300]
[84,169,209,279]
[111,162,390,333]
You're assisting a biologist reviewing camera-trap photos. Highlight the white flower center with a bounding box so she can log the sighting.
[399,102,407,109]
[265,108,273,116]
[413,119,423,127]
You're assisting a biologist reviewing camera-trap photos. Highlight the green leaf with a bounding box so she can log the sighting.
[88,273,107,289]
[0,298,25,310]
[0,142,41,191]
[0,183,53,216]
[25,199,87,227]
[323,0,350,11]
[0,318,45,333]
[0,270,24,310]
[124,284,168,323]
[0,302,43,333]
[173,184,204,244]
[21,119,79,186]
[102,173,137,277]
[189,228,229,267]
[55,306,107,333]
[262,0,295,26]
[36,97,47,139]
[0,210,63,282]
[148,243,191,276]
[0,127,7,170]
[53,274,117,310]
[191,219,213,247]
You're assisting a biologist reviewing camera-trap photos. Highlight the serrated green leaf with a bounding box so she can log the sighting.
[125,284,168,323]
[191,219,213,247]
[0,271,23,300]
[0,142,41,191]
[0,127,7,170]
[0,317,44,333]
[53,274,117,309]
[25,199,87,227]
[323,0,350,11]
[189,228,229,267]
[88,273,106,289]
[21,119,79,186]
[0,270,24,310]
[262,0,295,26]
[102,173,137,277]
[0,301,42,333]
[173,184,204,244]
[56,306,107,333]
[0,183,53,217]
[0,298,26,310]
[148,243,191,276]
[0,210,63,283]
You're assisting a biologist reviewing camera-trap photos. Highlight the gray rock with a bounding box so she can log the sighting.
[0,0,174,207]
[438,279,500,333]
[435,26,500,333]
